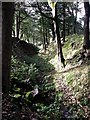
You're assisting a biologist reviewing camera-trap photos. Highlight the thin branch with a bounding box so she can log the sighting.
[36,1,55,21]
[20,14,29,23]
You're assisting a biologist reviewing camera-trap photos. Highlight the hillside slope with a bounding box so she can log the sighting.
[42,34,90,118]
[2,34,90,119]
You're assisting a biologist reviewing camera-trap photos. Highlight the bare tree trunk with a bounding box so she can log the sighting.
[32,35,35,44]
[72,8,75,34]
[62,3,66,42]
[55,3,65,68]
[51,21,55,41]
[45,28,49,48]
[74,1,78,34]
[0,3,2,119]
[42,16,47,51]
[67,23,70,35]
[2,2,14,94]
[16,10,20,38]
[37,1,65,67]
[83,1,90,49]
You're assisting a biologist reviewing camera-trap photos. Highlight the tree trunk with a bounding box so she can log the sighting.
[16,11,20,38]
[83,2,90,49]
[51,21,55,41]
[62,3,66,42]
[55,3,65,67]
[0,3,2,115]
[72,8,75,34]
[74,2,78,34]
[32,35,35,44]
[67,23,70,35]
[2,2,14,94]
[42,16,47,51]
[45,27,49,48]
[37,1,65,67]
[74,15,77,34]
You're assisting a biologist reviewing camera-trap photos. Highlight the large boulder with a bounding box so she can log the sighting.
[12,37,39,56]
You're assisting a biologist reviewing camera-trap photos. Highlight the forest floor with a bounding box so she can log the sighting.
[52,61,90,118]
[55,35,90,118]
[2,34,90,119]
[41,34,90,118]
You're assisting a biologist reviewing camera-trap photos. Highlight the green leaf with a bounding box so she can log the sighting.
[13,94,21,98]
[25,91,32,98]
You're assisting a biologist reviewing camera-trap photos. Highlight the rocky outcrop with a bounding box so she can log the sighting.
[12,37,39,57]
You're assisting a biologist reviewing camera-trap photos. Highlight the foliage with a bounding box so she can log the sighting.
[29,55,54,72]
[66,72,74,85]
[10,55,57,119]
[3,32,90,119]
[11,56,39,81]
[18,54,55,74]
[2,0,89,118]
[49,34,90,119]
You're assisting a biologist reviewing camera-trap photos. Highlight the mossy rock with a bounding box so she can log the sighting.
[12,37,39,57]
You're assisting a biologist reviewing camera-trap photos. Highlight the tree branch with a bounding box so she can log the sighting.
[36,1,55,21]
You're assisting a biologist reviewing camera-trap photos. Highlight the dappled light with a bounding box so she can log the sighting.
[2,1,90,120]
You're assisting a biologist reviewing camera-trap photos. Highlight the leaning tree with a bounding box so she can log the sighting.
[36,1,65,68]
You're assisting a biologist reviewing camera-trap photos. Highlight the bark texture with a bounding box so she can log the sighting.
[2,2,14,94]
